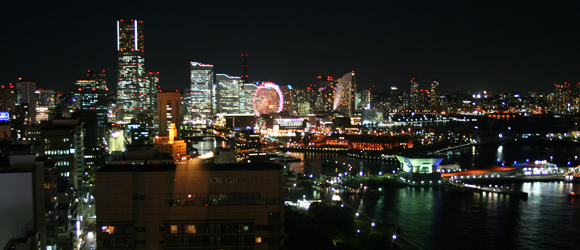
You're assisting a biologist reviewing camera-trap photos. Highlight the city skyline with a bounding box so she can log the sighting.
[2,1,580,92]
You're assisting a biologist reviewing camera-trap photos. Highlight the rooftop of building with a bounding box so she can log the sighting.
[98,162,283,173]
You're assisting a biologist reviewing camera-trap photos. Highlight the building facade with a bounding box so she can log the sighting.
[240,83,258,114]
[215,74,242,114]
[334,72,355,116]
[95,162,285,250]
[158,91,182,136]
[0,82,17,113]
[410,78,419,110]
[38,119,84,194]
[35,89,55,124]
[186,62,214,124]
[17,78,37,125]
[75,70,109,139]
[430,79,440,109]
[116,19,156,123]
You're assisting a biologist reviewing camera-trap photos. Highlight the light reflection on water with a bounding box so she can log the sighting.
[190,144,580,249]
[339,182,580,250]
[286,151,580,249]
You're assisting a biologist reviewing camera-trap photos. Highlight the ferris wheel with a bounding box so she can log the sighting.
[252,82,284,116]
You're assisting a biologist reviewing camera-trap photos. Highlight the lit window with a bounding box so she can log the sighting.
[102,226,115,234]
[255,237,262,243]
[184,225,196,233]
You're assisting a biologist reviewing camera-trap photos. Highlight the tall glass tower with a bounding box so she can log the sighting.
[185,62,214,124]
[116,19,155,123]
[215,74,241,114]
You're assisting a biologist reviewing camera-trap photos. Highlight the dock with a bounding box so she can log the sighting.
[447,180,528,199]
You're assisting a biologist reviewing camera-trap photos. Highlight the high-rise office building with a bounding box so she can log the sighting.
[293,87,311,115]
[186,62,214,123]
[38,119,84,194]
[77,70,107,90]
[158,91,182,136]
[75,70,109,137]
[279,85,295,115]
[215,74,242,114]
[360,89,372,110]
[35,89,55,123]
[0,82,17,113]
[410,78,419,110]
[389,87,401,111]
[116,19,156,123]
[313,76,335,111]
[554,83,570,114]
[17,78,37,125]
[430,79,440,109]
[240,83,257,114]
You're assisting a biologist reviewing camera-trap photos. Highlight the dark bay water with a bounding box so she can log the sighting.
[285,146,580,250]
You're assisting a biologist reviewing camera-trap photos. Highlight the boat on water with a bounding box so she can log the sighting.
[569,192,580,199]
[564,173,580,182]
[269,152,301,162]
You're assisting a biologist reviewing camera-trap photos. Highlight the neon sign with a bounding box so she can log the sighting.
[0,112,9,121]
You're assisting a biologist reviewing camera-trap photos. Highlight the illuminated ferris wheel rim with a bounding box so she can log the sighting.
[252,82,284,115]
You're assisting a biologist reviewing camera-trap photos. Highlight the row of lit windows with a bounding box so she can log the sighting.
[169,193,277,206]
[56,161,70,166]
[168,223,250,234]
[44,149,74,155]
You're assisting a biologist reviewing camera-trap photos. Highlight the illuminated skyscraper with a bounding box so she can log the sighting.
[215,74,242,114]
[116,19,156,123]
[389,86,401,111]
[334,72,356,116]
[554,83,570,114]
[240,82,257,114]
[35,89,54,123]
[313,76,335,111]
[17,78,36,125]
[75,70,110,140]
[0,82,17,113]
[430,79,440,109]
[279,85,295,115]
[293,87,311,115]
[410,78,419,110]
[186,62,214,123]
[360,89,372,110]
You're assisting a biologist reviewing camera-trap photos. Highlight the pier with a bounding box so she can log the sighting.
[447,180,528,199]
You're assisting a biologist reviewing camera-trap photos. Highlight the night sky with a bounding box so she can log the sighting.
[2,1,580,93]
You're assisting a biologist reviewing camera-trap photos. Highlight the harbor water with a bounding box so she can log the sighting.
[196,139,580,249]
[285,145,580,250]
